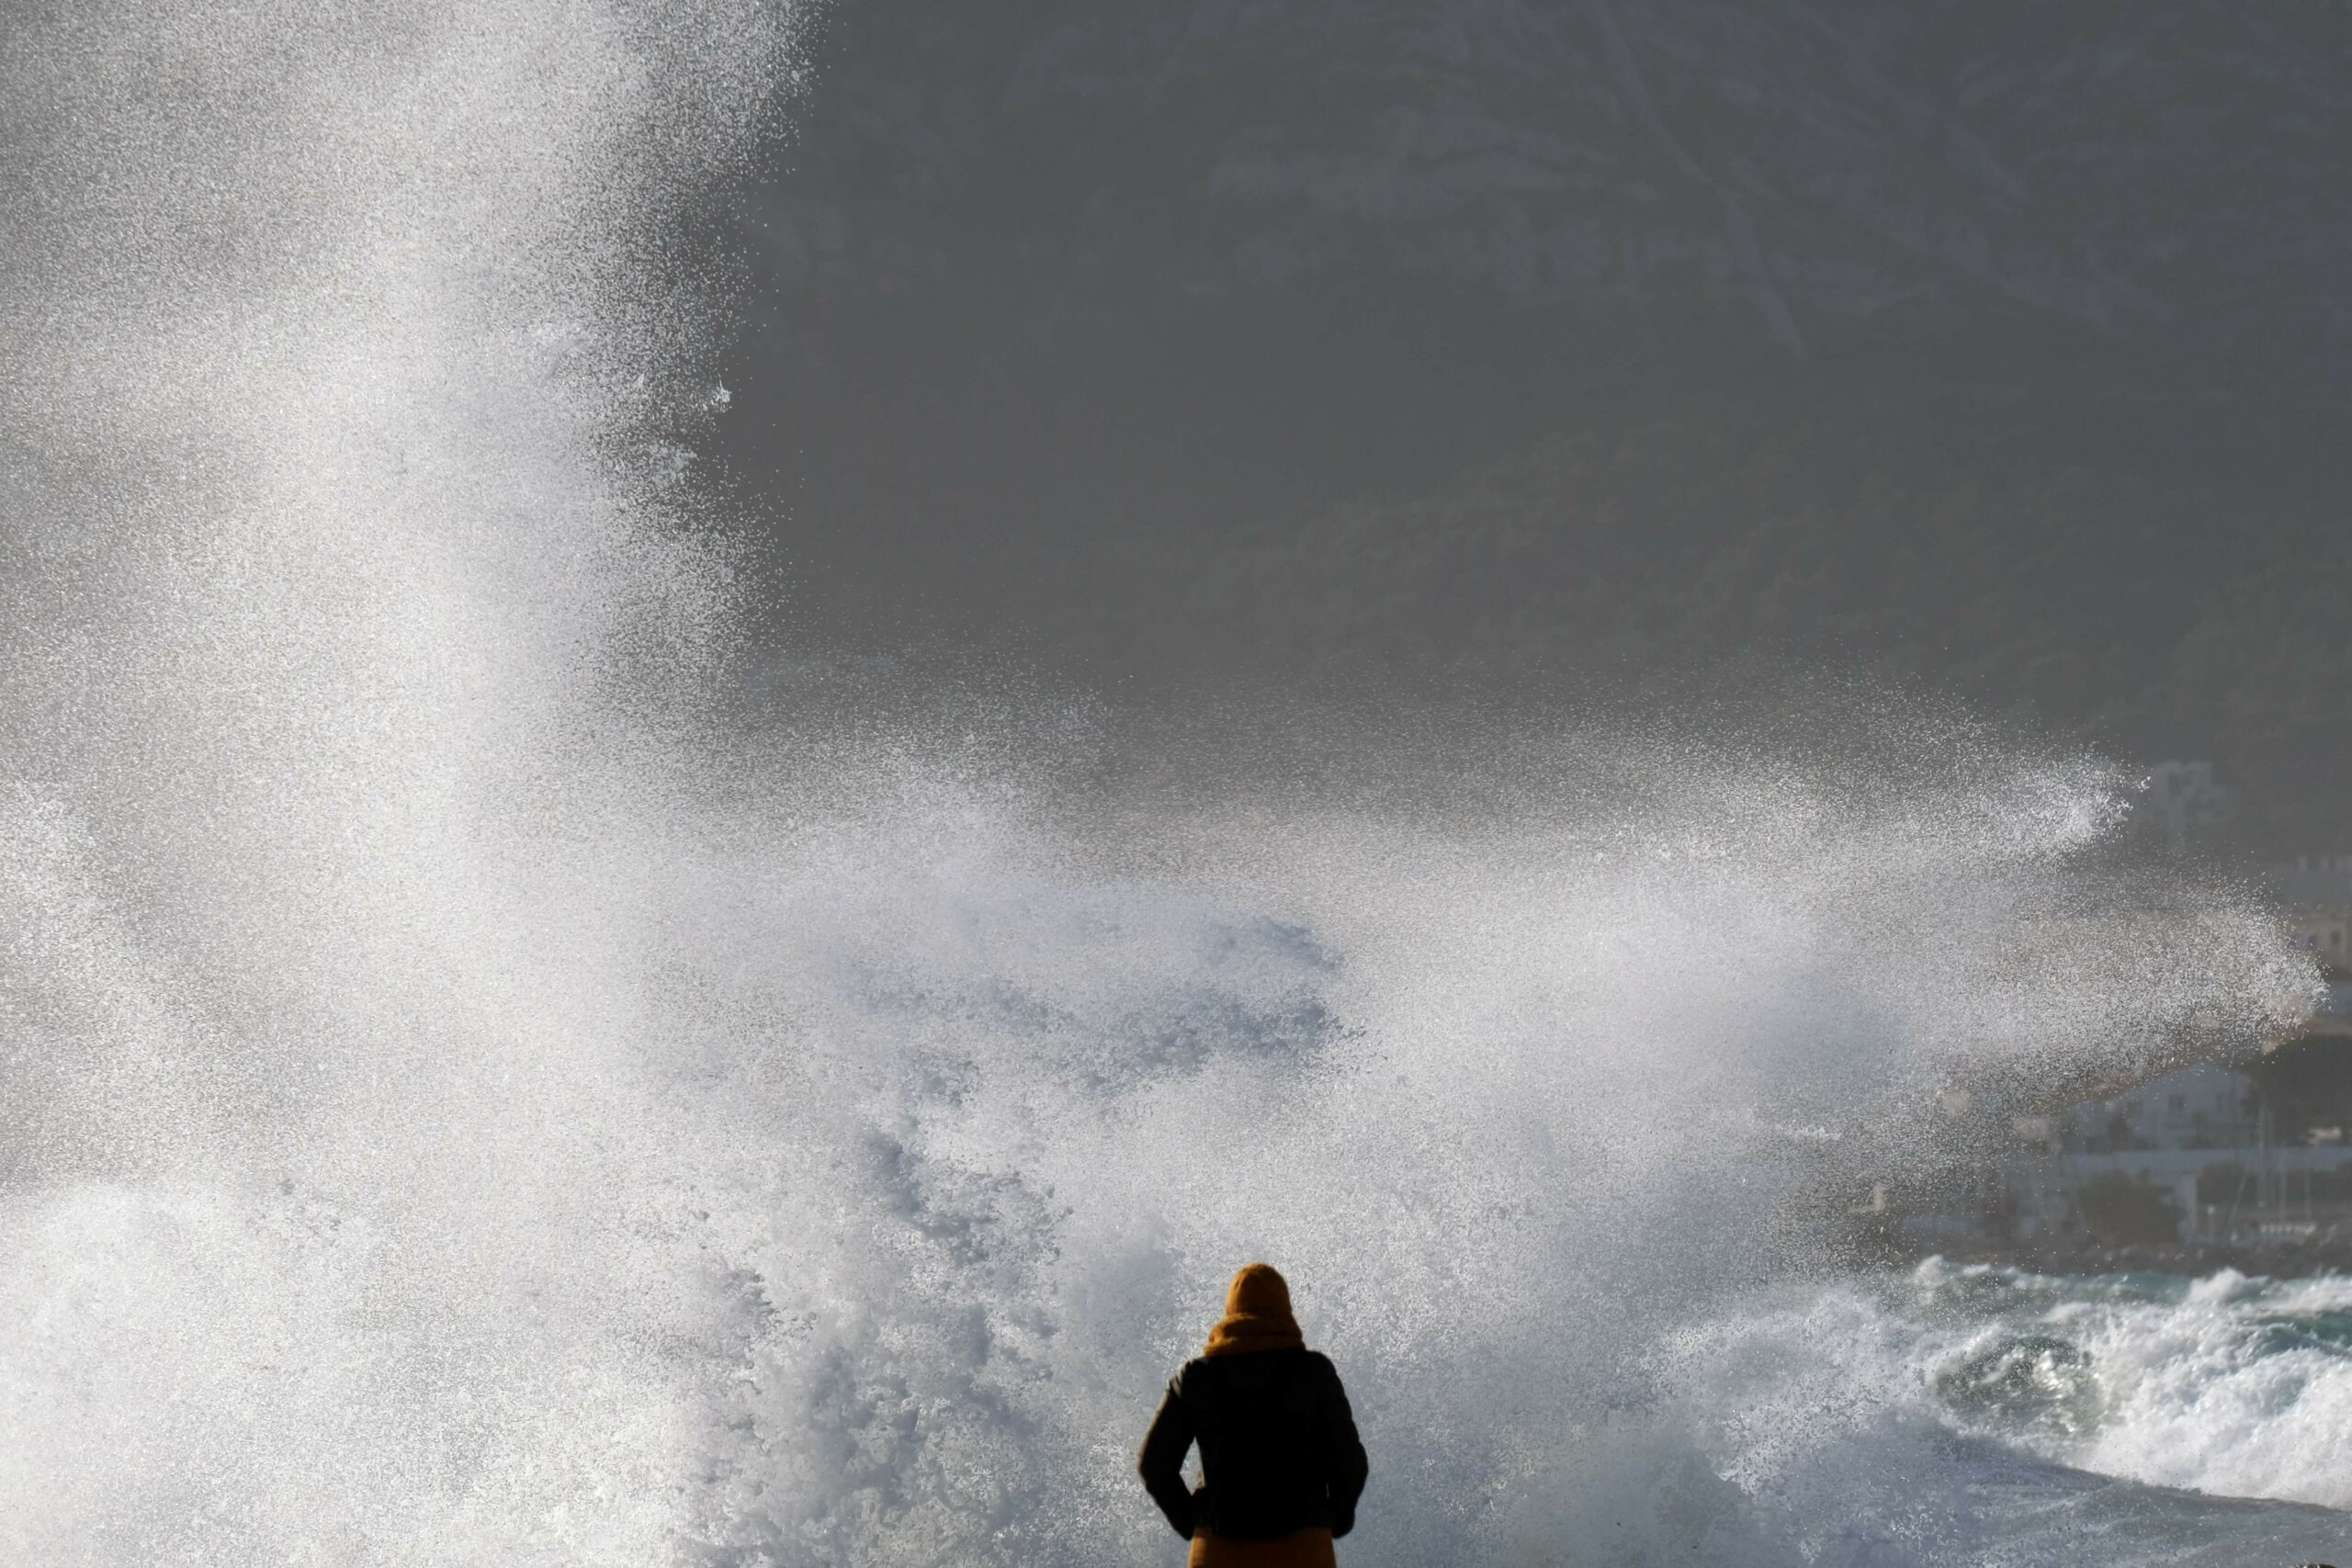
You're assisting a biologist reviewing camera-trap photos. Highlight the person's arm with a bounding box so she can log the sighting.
[1317,1359,1369,1538]
[1136,1378,1198,1540]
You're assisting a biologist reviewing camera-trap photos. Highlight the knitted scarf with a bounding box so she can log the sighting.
[1203,1261,1306,1358]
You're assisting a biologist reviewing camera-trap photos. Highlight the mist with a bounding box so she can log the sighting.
[715,0,2352,852]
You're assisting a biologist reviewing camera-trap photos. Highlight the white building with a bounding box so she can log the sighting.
[2269,854,2352,978]
[1999,1061,2352,1244]
[2061,1062,2254,1152]
[2137,761,2233,854]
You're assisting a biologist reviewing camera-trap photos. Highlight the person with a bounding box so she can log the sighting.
[1136,1262,1370,1567]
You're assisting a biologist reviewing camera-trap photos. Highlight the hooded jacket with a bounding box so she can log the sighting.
[1136,1264,1370,1541]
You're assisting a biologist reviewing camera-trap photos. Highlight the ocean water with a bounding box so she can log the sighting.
[1657,1261,2352,1566]
[3,2,2346,1564]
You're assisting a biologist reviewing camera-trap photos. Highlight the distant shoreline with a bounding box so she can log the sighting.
[1877,1233,2352,1280]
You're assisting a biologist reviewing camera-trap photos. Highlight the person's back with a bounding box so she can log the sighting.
[1136,1263,1369,1567]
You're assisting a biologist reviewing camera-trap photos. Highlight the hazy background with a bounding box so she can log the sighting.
[705,0,2350,851]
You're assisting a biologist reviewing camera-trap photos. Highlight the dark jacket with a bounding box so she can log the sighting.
[1136,1348,1369,1540]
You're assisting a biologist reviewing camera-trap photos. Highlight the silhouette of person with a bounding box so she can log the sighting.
[1137,1262,1370,1566]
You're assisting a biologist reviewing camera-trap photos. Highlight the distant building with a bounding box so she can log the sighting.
[1894,1054,2352,1245]
[2136,761,2233,854]
[2306,984,2352,1041]
[1997,1060,2352,1244]
[2290,914,2352,968]
[2062,1063,2254,1152]
[2268,853,2352,905]
[2268,854,2352,977]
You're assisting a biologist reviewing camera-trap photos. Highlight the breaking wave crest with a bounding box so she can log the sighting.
[1655,1260,2352,1564]
[1911,1261,2352,1508]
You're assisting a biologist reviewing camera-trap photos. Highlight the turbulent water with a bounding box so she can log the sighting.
[1667,1261,2352,1565]
[2,3,2346,1565]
